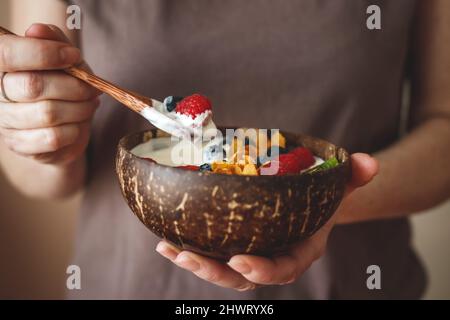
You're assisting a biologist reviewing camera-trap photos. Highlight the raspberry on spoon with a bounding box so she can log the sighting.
[175,94,212,119]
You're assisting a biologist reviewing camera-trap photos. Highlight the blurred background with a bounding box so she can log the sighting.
[0,0,449,299]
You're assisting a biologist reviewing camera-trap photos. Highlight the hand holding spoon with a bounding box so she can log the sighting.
[0,26,191,139]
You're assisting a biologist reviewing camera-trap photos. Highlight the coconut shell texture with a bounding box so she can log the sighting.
[116,129,351,260]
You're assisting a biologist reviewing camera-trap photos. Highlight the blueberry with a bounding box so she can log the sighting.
[264,146,285,158]
[205,144,220,159]
[163,96,183,112]
[199,163,212,172]
[285,145,295,152]
[257,156,271,167]
[210,145,219,153]
[244,137,256,147]
[256,149,272,167]
[258,146,283,166]
[203,139,227,162]
[256,157,263,167]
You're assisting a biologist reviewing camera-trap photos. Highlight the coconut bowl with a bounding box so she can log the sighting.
[115,128,351,260]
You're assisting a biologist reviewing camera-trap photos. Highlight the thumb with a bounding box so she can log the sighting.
[344,153,379,196]
[25,23,94,75]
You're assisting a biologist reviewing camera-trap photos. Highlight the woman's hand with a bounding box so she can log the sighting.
[0,23,100,165]
[155,153,379,291]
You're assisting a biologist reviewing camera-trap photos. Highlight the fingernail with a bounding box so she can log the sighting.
[155,243,178,261]
[279,279,295,286]
[25,23,47,35]
[237,283,257,291]
[174,255,201,272]
[228,260,251,274]
[60,46,81,64]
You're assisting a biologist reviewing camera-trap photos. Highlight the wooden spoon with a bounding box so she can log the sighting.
[0,26,190,138]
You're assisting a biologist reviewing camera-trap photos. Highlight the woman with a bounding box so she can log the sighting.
[0,0,448,299]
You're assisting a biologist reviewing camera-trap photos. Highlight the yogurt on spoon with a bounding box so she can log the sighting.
[154,94,218,140]
[138,93,222,165]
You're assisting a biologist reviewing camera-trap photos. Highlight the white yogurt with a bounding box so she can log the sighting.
[131,137,212,166]
[135,95,324,172]
[132,137,324,171]
[150,99,218,140]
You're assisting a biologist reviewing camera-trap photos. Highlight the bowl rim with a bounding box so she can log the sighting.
[117,128,351,180]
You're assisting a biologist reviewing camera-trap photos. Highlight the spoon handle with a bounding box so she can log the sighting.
[64,67,154,112]
[0,26,154,113]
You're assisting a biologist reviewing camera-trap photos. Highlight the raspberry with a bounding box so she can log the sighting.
[263,153,302,175]
[175,94,212,119]
[177,165,199,171]
[290,147,315,170]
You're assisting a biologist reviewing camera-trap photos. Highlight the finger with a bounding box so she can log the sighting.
[1,123,81,155]
[29,122,91,165]
[229,214,335,285]
[228,254,299,285]
[25,23,72,44]
[0,99,99,129]
[24,24,93,73]
[175,251,257,290]
[156,241,256,291]
[0,35,81,72]
[345,153,379,195]
[155,241,181,260]
[1,71,100,102]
